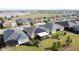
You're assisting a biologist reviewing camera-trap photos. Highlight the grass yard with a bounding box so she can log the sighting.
[1,31,79,51]
[12,13,62,20]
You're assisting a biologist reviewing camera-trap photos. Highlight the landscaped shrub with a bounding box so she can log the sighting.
[34,39,40,48]
[52,42,58,51]
[57,41,61,48]
[62,44,66,47]
[17,23,23,26]
[65,36,72,46]
[30,22,34,26]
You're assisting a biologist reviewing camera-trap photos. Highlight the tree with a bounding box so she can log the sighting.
[48,18,51,22]
[0,35,5,48]
[8,18,12,20]
[0,17,4,21]
[34,39,40,48]
[11,16,14,18]
[17,23,23,26]
[52,42,58,51]
[0,17,4,29]
[67,36,72,43]
[56,33,60,40]
[66,36,72,46]
[43,17,46,19]
[0,22,3,29]
[66,39,70,46]
[64,32,67,35]
[43,20,48,23]
[57,41,61,48]
[33,35,41,47]
[4,16,7,19]
[30,22,34,26]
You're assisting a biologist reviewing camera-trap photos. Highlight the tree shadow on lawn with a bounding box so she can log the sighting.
[45,47,53,51]
[45,45,71,51]
[65,29,79,34]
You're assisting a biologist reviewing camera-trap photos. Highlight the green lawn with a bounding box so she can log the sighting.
[1,31,79,51]
[12,13,62,20]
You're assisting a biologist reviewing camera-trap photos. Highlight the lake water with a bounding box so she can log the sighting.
[0,12,30,18]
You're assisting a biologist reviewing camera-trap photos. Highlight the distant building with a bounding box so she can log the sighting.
[33,17,45,23]
[16,18,32,26]
[3,20,17,28]
[58,21,76,28]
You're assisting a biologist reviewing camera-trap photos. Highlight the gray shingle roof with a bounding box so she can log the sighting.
[40,23,53,32]
[71,25,79,32]
[39,22,64,32]
[70,20,76,24]
[34,27,47,34]
[4,29,29,43]
[57,21,76,27]
[16,18,32,24]
[23,26,35,37]
[23,26,48,37]
[75,20,79,25]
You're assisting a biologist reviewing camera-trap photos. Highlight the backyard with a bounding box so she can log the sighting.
[1,31,79,51]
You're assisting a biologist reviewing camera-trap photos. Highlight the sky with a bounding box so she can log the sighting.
[0,0,79,10]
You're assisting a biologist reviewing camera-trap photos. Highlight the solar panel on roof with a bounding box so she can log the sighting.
[34,28,46,34]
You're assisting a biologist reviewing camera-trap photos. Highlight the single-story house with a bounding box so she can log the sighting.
[71,25,79,33]
[4,29,29,46]
[16,18,32,25]
[33,17,45,23]
[23,26,49,38]
[3,20,17,28]
[39,22,64,34]
[57,20,76,29]
[56,20,79,31]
